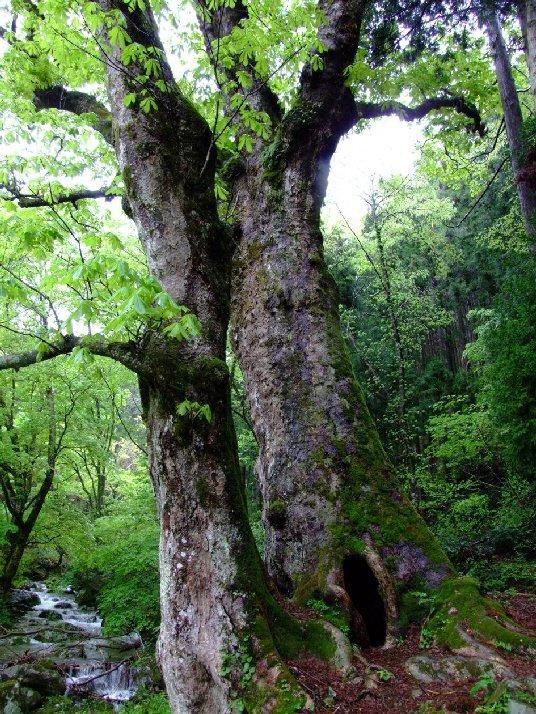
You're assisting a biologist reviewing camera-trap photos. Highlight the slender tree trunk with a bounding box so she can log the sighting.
[483,9,536,247]
[0,390,57,592]
[95,465,105,516]
[1,527,31,592]
[518,0,536,99]
[0,466,56,593]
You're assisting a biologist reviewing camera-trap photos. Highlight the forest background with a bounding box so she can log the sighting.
[0,0,534,711]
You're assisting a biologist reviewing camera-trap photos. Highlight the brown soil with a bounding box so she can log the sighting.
[290,593,536,714]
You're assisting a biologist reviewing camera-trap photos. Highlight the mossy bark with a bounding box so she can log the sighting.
[231,167,452,637]
[141,351,336,711]
[230,130,534,648]
[96,2,346,709]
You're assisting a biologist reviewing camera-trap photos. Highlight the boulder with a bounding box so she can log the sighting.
[0,680,43,712]
[53,601,73,610]
[508,701,536,714]
[0,662,64,696]
[405,654,511,684]
[8,591,39,613]
[37,610,62,622]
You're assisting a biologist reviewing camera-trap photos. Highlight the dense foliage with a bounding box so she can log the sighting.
[0,0,534,710]
[322,152,536,590]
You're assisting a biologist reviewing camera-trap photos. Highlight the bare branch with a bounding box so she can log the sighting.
[0,335,143,374]
[0,263,61,328]
[0,185,113,208]
[356,95,486,137]
[456,156,509,226]
[279,0,485,176]
[33,86,113,145]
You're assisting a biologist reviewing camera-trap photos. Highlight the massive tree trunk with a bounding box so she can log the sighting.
[94,2,341,709]
[9,4,531,704]
[212,0,451,643]
[483,8,536,247]
[231,108,534,652]
[205,0,533,650]
[231,149,450,641]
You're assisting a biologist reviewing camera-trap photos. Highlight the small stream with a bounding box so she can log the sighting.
[3,582,143,705]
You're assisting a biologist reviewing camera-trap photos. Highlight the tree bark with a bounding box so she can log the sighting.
[140,350,317,712]
[518,0,536,99]
[483,8,536,248]
[231,149,452,635]
[94,2,340,709]
[1,527,32,592]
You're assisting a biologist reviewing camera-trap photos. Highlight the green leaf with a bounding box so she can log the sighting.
[108,25,132,49]
[131,293,147,315]
[139,96,158,113]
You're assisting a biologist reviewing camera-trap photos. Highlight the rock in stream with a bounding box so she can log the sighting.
[0,582,143,711]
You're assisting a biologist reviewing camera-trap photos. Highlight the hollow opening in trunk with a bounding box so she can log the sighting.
[343,554,387,647]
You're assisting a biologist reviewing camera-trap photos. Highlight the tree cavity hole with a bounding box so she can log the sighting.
[343,554,387,647]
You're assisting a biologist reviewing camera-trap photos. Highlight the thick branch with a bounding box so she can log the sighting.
[194,0,282,125]
[0,185,112,208]
[285,0,366,157]
[356,96,486,137]
[0,335,142,374]
[283,0,484,174]
[33,86,113,145]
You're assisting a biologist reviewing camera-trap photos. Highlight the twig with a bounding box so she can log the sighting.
[0,626,93,640]
[456,156,509,226]
[69,657,133,687]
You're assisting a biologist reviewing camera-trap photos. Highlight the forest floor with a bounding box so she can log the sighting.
[288,593,536,713]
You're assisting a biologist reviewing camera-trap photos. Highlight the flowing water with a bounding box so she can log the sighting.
[8,582,142,704]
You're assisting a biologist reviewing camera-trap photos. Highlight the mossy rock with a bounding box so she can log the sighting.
[405,654,506,685]
[0,681,18,703]
[37,611,62,622]
[0,679,43,712]
[0,662,64,696]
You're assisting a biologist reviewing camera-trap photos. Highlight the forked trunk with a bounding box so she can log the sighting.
[97,2,343,708]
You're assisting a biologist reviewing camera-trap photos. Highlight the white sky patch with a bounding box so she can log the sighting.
[324,116,423,231]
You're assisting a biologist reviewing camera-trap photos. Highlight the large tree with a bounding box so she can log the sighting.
[0,0,533,710]
[192,0,535,654]
[198,0,482,624]
[0,2,349,711]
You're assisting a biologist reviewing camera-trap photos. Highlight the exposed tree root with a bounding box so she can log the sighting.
[427,577,536,654]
